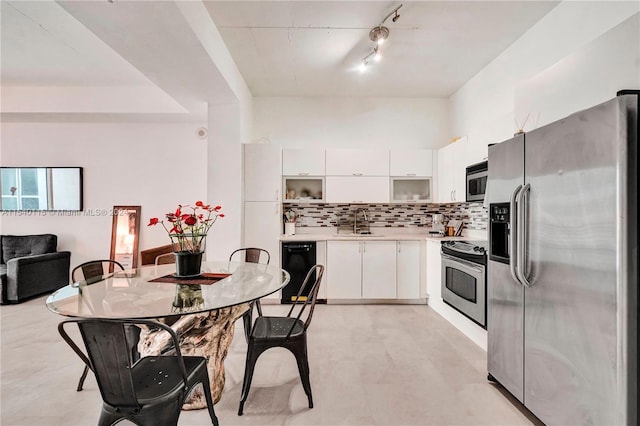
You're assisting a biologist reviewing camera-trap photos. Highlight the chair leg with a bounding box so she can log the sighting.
[290,339,313,409]
[238,343,266,415]
[200,376,219,426]
[242,309,253,344]
[77,365,89,391]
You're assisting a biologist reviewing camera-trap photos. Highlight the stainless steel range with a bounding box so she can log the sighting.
[441,240,487,328]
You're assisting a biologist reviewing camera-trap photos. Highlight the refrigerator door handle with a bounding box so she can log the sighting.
[509,185,522,285]
[516,183,532,287]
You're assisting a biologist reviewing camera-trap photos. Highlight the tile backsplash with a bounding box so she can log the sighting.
[284,202,487,231]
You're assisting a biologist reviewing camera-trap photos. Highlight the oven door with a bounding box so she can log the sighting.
[441,253,486,327]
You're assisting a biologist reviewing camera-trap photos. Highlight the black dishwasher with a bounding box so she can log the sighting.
[281,242,316,304]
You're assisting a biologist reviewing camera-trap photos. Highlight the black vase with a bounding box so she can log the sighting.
[174,251,203,277]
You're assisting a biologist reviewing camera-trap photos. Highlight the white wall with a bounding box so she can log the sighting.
[0,122,207,270]
[450,2,639,149]
[207,103,245,261]
[515,13,640,129]
[253,97,449,149]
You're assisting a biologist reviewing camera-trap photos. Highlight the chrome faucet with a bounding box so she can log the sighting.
[353,208,369,234]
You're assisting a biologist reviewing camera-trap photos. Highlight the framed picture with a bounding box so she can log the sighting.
[110,206,141,269]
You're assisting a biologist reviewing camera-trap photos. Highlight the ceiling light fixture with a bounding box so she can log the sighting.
[360,45,382,71]
[360,4,403,69]
[369,26,389,45]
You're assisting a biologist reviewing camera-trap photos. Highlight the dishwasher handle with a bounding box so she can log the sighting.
[284,244,313,252]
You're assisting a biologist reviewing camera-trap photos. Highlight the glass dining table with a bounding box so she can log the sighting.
[46,260,290,409]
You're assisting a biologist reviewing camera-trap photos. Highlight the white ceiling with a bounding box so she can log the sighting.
[205,1,559,97]
[1,0,559,116]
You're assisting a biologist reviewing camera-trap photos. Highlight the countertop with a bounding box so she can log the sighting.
[280,228,486,242]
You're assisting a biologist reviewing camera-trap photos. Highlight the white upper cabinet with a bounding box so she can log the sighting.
[437,137,468,202]
[282,148,325,176]
[244,144,282,202]
[390,149,433,176]
[325,176,390,203]
[325,149,389,176]
[466,140,489,166]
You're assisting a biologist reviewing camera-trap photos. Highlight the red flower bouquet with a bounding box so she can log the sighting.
[148,201,224,254]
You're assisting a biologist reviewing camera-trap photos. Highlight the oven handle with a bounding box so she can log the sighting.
[509,185,522,286]
[441,253,485,273]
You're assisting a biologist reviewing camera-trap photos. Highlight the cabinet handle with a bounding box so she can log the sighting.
[352,200,363,203]
[406,173,416,176]
[398,242,401,253]
[453,190,456,201]
[298,172,309,176]
[352,173,363,176]
[450,190,453,201]
[275,189,279,201]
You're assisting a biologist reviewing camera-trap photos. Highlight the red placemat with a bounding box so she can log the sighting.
[149,272,231,285]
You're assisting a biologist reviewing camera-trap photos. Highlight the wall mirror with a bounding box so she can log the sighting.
[110,206,141,269]
[0,167,83,211]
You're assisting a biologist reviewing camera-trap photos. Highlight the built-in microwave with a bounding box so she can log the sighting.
[466,161,488,202]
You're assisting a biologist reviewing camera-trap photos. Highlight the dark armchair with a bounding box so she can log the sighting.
[0,234,70,304]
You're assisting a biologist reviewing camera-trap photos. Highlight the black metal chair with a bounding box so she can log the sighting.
[72,259,124,285]
[228,248,271,341]
[58,318,219,426]
[238,264,324,416]
[70,259,125,391]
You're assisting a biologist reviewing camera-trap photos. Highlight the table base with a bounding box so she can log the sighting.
[138,303,249,409]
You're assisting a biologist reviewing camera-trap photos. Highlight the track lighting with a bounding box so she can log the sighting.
[381,4,403,26]
[360,45,382,71]
[359,4,402,70]
[369,26,389,45]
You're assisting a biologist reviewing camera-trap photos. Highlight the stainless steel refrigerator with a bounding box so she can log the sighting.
[487,91,638,425]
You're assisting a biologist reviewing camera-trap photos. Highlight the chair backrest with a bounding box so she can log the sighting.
[229,248,270,265]
[155,252,175,265]
[286,264,324,334]
[139,244,178,266]
[72,260,124,283]
[58,318,188,408]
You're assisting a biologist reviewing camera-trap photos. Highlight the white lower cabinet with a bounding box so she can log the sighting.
[316,241,327,299]
[327,240,418,300]
[426,240,442,301]
[397,241,421,299]
[326,241,362,298]
[361,241,397,299]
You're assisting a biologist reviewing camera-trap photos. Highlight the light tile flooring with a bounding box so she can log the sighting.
[1,297,541,425]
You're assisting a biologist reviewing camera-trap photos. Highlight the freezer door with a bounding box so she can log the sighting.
[523,96,633,425]
[487,134,525,402]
